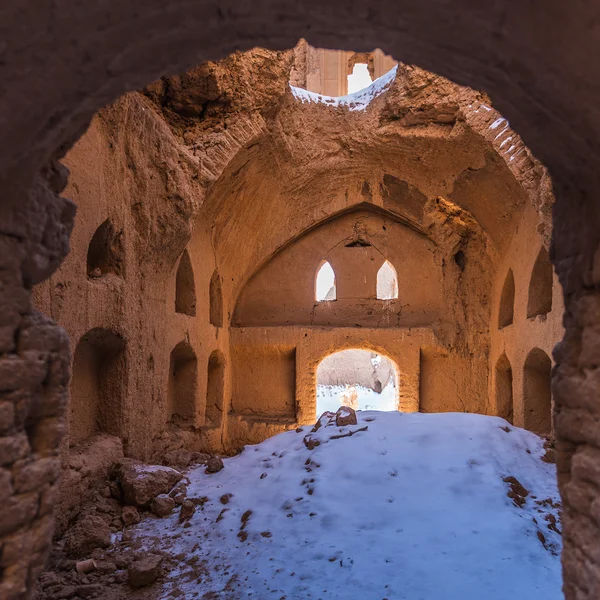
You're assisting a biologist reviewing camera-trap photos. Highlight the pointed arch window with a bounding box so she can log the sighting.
[316,261,336,301]
[377,260,398,300]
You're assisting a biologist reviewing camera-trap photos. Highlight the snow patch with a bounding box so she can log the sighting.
[133,412,562,599]
[290,66,398,112]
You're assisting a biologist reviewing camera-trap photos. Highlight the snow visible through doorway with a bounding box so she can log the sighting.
[316,349,398,414]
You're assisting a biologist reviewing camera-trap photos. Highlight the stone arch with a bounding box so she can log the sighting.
[175,249,196,316]
[167,341,197,424]
[206,350,225,427]
[315,260,336,301]
[86,218,124,278]
[527,248,553,318]
[376,260,398,300]
[209,269,223,327]
[498,269,515,328]
[495,353,513,423]
[523,348,552,435]
[2,6,598,598]
[70,328,126,445]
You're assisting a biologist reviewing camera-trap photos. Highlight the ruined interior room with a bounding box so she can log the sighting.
[1,5,599,600]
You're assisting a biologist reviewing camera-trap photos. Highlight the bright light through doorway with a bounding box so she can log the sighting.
[347,63,373,94]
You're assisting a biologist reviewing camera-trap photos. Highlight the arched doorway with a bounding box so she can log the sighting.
[316,349,398,414]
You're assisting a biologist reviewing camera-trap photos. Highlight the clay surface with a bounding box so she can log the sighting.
[0,4,599,598]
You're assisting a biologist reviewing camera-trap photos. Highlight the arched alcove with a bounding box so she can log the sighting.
[175,249,196,316]
[498,269,515,328]
[210,269,223,327]
[316,349,398,414]
[523,348,552,434]
[167,341,197,424]
[527,248,553,318]
[86,219,124,278]
[315,260,336,301]
[70,328,126,446]
[376,260,399,300]
[495,354,513,423]
[206,350,225,427]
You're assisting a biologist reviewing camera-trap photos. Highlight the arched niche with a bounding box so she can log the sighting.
[523,348,552,435]
[206,350,225,427]
[376,260,398,300]
[167,341,197,424]
[527,248,553,318]
[175,249,196,316]
[498,269,515,328]
[70,328,126,446]
[315,260,336,301]
[495,354,513,423]
[210,269,223,327]
[87,218,124,278]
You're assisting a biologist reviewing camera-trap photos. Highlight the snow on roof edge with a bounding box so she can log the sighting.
[290,65,398,112]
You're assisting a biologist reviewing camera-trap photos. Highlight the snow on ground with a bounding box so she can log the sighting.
[317,383,397,413]
[290,66,398,112]
[134,412,562,599]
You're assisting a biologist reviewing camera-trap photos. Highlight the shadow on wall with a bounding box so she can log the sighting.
[87,218,125,279]
[523,348,552,435]
[70,328,126,446]
[206,350,225,427]
[167,341,197,426]
[498,269,515,328]
[175,249,196,316]
[495,353,513,424]
[209,270,223,327]
[527,248,553,319]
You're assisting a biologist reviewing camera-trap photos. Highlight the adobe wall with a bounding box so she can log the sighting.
[1,3,598,595]
[32,94,226,532]
[227,325,427,448]
[490,203,564,432]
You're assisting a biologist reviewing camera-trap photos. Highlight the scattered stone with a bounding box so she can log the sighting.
[64,515,111,558]
[179,499,196,521]
[121,505,141,526]
[75,559,97,575]
[220,493,232,505]
[503,476,530,507]
[74,583,104,598]
[112,459,182,507]
[303,436,321,450]
[39,571,61,589]
[53,585,77,599]
[115,570,128,584]
[206,456,224,474]
[151,494,176,517]
[260,472,268,479]
[172,492,186,505]
[128,554,162,588]
[114,552,134,570]
[336,406,357,427]
[94,559,117,575]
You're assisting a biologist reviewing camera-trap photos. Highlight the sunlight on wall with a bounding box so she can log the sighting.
[347,63,373,94]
